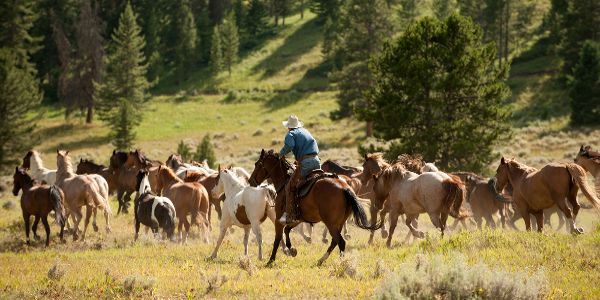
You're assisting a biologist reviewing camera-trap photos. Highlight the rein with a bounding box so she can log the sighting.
[257,156,291,195]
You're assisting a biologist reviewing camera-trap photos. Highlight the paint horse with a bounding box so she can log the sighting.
[134,170,176,241]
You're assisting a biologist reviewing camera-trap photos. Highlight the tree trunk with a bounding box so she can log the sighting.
[300,0,304,19]
[366,121,373,137]
[504,0,510,63]
[86,104,93,124]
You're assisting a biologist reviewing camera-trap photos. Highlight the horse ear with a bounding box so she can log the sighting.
[501,157,505,164]
[364,153,367,160]
[580,145,585,152]
[113,150,116,155]
[15,166,19,172]
[65,150,69,156]
[80,158,83,162]
[56,149,59,154]
[261,149,265,157]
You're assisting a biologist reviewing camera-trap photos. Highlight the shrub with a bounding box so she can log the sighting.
[330,252,359,278]
[375,253,547,300]
[177,140,192,161]
[238,255,256,275]
[47,261,66,281]
[194,134,217,169]
[2,200,16,210]
[123,275,156,296]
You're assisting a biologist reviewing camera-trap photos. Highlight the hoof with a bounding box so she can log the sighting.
[33,235,41,241]
[322,238,328,244]
[415,231,425,239]
[93,224,99,232]
[289,248,297,257]
[106,227,112,234]
[572,227,584,235]
[73,234,79,241]
[344,234,351,240]
[317,259,325,266]
[304,237,312,244]
[266,260,275,268]
[381,230,389,239]
[26,240,30,245]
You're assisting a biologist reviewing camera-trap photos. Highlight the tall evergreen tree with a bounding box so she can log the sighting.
[174,0,198,83]
[244,0,269,39]
[398,0,420,27]
[560,0,600,80]
[368,14,511,171]
[220,12,239,76]
[96,2,149,150]
[433,0,457,20]
[569,40,600,126]
[0,0,42,170]
[210,24,222,74]
[329,0,393,137]
[74,0,105,123]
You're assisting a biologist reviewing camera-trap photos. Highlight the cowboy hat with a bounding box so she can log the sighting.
[282,115,303,129]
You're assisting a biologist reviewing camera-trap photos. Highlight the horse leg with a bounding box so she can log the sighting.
[555,195,582,234]
[380,204,389,238]
[123,191,133,214]
[386,209,400,248]
[318,224,343,266]
[405,214,424,239]
[251,222,264,260]
[116,190,124,214]
[321,226,328,244]
[134,219,141,241]
[104,206,111,233]
[484,214,496,229]
[428,212,444,237]
[243,227,251,256]
[343,221,350,239]
[182,217,190,244]
[81,206,93,241]
[267,222,284,266]
[23,212,31,245]
[499,207,507,229]
[210,224,229,259]
[557,210,566,232]
[71,208,82,241]
[567,188,581,221]
[533,211,544,233]
[284,225,298,257]
[92,207,99,232]
[368,206,378,245]
[32,216,40,241]
[42,216,51,247]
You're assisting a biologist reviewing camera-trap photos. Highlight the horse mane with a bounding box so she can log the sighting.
[56,151,75,178]
[506,159,537,174]
[184,170,206,182]
[581,146,600,162]
[15,168,35,188]
[379,163,410,183]
[159,165,183,183]
[222,170,246,189]
[80,159,106,169]
[323,160,359,174]
[395,153,425,174]
[111,151,129,169]
[365,152,390,169]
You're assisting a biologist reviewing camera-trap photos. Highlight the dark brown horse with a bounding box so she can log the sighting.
[248,149,381,266]
[13,167,66,246]
[184,170,223,222]
[321,160,361,177]
[124,149,161,192]
[76,159,116,194]
[109,150,136,214]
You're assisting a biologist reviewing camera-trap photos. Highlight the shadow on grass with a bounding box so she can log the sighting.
[252,17,322,80]
[264,60,332,110]
[42,135,112,153]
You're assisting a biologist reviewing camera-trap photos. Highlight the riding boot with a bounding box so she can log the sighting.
[279,170,301,225]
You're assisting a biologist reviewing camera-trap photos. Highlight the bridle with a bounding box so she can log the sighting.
[252,155,291,194]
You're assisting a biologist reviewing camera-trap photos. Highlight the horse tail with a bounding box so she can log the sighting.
[49,185,66,226]
[442,175,470,219]
[566,163,600,213]
[86,181,110,214]
[191,188,209,227]
[344,188,382,230]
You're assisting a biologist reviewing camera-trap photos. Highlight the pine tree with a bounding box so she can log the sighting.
[433,0,457,20]
[0,0,42,170]
[368,14,511,171]
[210,24,222,75]
[245,0,269,38]
[398,0,419,27]
[177,140,192,161]
[330,0,393,137]
[174,0,198,82]
[194,134,216,168]
[221,12,239,76]
[569,40,600,126]
[560,0,600,80]
[96,2,149,150]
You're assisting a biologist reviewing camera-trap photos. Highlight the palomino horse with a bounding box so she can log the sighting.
[155,165,211,243]
[56,150,111,240]
[248,149,381,266]
[210,168,277,260]
[13,167,66,246]
[109,150,137,214]
[575,145,600,193]
[22,150,56,185]
[134,170,176,241]
[372,163,466,247]
[494,157,600,233]
[184,170,223,222]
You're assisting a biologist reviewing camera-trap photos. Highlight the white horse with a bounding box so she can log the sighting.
[372,164,466,247]
[421,162,440,173]
[210,168,276,260]
[25,150,57,184]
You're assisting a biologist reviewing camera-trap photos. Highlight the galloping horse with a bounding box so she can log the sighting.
[109,150,137,214]
[494,157,600,233]
[134,170,177,241]
[372,163,466,247]
[155,165,211,243]
[248,149,381,266]
[124,149,161,192]
[575,145,600,193]
[76,159,116,194]
[210,167,277,260]
[74,159,110,233]
[13,167,66,246]
[56,150,111,240]
[22,150,56,184]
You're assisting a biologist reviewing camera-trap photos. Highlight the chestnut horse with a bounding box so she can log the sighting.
[13,167,66,246]
[184,170,223,222]
[109,150,137,214]
[494,157,600,233]
[248,149,381,266]
[155,165,211,243]
[575,145,600,193]
[124,149,161,192]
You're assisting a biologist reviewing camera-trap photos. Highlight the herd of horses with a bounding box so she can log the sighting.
[11,145,600,266]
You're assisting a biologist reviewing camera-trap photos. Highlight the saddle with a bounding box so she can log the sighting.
[296,169,339,198]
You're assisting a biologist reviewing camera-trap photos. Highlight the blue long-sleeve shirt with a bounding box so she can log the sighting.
[279,127,319,161]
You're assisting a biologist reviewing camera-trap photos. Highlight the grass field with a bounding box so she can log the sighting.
[0,196,599,299]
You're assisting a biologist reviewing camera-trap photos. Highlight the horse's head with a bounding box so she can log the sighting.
[56,150,70,169]
[110,150,128,170]
[22,151,34,169]
[12,167,28,196]
[370,173,389,209]
[211,166,227,199]
[494,157,511,192]
[135,169,149,193]
[166,154,183,170]
[249,149,287,187]
[362,152,387,178]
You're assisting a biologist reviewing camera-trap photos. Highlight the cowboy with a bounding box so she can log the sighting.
[278,115,320,224]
